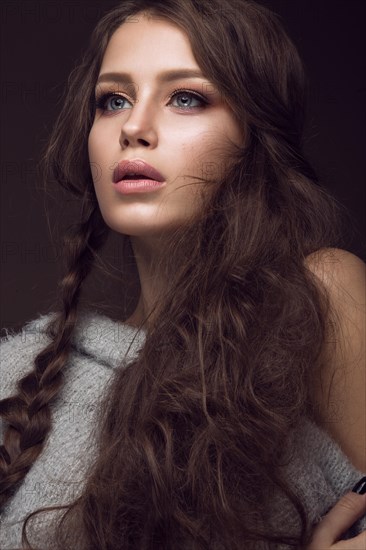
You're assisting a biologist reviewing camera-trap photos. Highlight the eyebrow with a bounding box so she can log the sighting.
[96,69,206,86]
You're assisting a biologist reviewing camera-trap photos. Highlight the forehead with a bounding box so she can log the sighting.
[99,14,200,75]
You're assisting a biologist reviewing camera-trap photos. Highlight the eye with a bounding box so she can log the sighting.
[168,88,209,110]
[95,92,131,112]
[94,88,209,114]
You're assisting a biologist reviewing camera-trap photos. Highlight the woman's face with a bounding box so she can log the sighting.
[88,12,243,239]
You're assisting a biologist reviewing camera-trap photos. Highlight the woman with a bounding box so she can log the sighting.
[0,0,365,548]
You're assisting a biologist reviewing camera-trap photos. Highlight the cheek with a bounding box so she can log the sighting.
[225,115,245,148]
[88,125,103,159]
[88,130,105,188]
[88,121,113,157]
[190,137,239,186]
[183,132,227,178]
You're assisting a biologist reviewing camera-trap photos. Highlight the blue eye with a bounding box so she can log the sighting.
[95,93,131,111]
[169,89,208,110]
[94,88,209,113]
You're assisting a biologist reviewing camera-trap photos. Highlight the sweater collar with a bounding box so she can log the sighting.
[26,309,147,369]
[73,309,147,368]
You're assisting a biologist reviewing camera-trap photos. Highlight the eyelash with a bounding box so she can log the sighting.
[94,87,209,113]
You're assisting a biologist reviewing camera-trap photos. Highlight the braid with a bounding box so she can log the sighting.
[0,200,108,510]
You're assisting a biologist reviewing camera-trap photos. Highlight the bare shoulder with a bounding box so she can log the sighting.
[305,247,366,472]
[305,247,366,293]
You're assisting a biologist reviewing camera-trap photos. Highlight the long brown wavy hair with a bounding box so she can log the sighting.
[0,0,348,548]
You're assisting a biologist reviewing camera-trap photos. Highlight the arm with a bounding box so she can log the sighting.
[305,247,366,473]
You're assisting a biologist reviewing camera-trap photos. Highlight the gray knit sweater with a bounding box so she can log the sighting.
[0,310,365,549]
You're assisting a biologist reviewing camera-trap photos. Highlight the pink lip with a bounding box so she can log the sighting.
[113,158,165,184]
[114,179,166,195]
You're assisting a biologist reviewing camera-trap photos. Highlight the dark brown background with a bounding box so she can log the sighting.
[1,0,365,332]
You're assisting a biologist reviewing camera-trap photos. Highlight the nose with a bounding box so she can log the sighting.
[119,94,158,150]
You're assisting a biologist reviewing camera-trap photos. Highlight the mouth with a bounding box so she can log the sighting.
[121,174,153,180]
[113,159,165,183]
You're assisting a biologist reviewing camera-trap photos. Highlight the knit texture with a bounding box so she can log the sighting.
[0,310,365,549]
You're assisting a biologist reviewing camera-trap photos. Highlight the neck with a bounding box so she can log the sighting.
[125,234,166,329]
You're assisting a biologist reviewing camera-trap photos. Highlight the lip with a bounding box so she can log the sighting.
[113,158,165,184]
[114,179,166,195]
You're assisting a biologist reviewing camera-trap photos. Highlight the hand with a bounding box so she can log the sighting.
[307,490,366,549]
